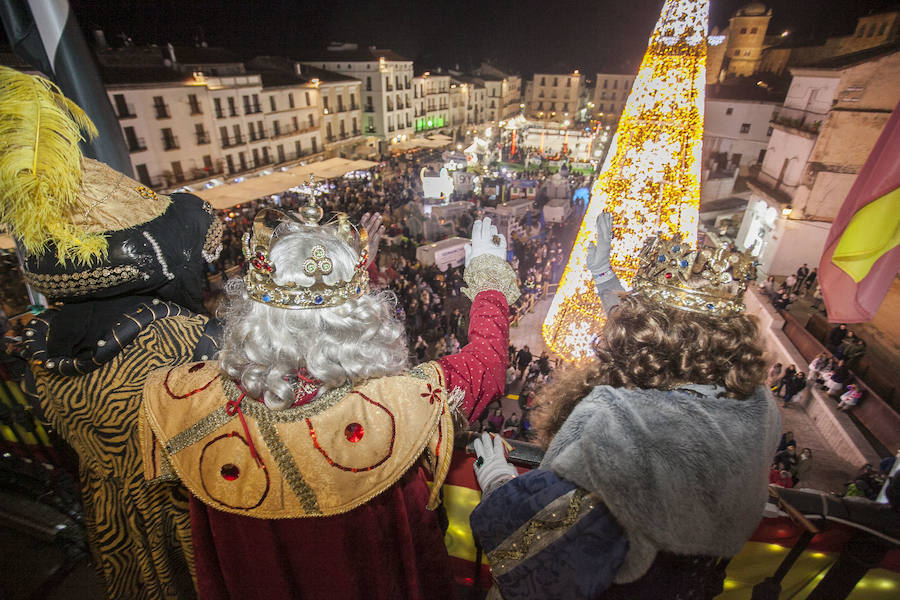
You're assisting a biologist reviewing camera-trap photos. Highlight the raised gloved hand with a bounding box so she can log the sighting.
[585,212,615,283]
[465,217,507,267]
[360,212,384,267]
[472,432,517,493]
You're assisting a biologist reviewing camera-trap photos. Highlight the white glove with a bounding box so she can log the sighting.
[465,217,507,267]
[472,432,517,493]
[585,212,615,283]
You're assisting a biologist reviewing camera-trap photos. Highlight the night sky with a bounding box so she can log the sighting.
[60,0,900,76]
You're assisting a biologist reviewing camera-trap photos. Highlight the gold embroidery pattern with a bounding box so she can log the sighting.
[235,379,352,423]
[254,418,321,515]
[165,406,233,455]
[462,254,521,305]
[203,216,224,262]
[487,489,596,574]
[25,265,143,296]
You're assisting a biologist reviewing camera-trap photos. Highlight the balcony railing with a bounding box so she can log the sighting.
[364,105,375,113]
[771,107,826,135]
[116,103,137,119]
[350,103,359,111]
[189,103,203,116]
[127,137,147,153]
[365,126,376,134]
[162,135,179,151]
[196,133,211,145]
[154,104,170,119]
[386,84,394,91]
[215,109,225,119]
[222,135,245,148]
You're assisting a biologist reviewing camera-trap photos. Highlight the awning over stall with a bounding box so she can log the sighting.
[391,135,454,152]
[195,158,378,210]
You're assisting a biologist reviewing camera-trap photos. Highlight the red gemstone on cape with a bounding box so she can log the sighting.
[345,422,364,443]
[220,463,240,481]
[665,272,673,279]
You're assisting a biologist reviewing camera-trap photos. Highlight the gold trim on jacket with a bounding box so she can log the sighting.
[141,361,454,519]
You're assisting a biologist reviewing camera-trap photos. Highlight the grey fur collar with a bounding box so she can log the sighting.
[541,384,780,583]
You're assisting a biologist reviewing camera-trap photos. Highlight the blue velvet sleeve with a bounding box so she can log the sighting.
[470,469,628,600]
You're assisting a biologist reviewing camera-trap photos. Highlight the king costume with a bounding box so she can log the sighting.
[469,222,781,600]
[141,207,520,599]
[0,68,223,599]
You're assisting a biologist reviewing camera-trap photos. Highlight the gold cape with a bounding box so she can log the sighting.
[141,361,454,519]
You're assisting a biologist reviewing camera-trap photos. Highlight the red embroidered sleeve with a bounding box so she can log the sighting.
[438,290,510,422]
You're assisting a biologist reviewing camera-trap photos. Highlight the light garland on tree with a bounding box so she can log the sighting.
[543,0,708,361]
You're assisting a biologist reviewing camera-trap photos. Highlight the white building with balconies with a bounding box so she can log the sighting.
[736,43,900,276]
[303,45,414,152]
[527,71,584,123]
[104,65,324,190]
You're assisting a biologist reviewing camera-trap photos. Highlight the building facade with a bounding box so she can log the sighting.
[297,66,365,158]
[737,45,900,275]
[415,72,450,134]
[106,68,324,190]
[703,93,782,174]
[303,46,415,149]
[527,71,583,123]
[592,73,636,124]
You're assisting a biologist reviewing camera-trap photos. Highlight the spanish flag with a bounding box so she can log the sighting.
[819,99,900,322]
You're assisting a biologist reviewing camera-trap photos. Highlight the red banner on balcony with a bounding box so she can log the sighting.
[819,99,900,323]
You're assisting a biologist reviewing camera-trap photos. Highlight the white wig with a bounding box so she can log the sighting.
[220,223,409,410]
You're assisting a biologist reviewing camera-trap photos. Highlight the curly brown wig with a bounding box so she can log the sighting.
[532,295,766,448]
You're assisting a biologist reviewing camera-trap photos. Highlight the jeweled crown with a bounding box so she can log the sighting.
[242,190,369,310]
[631,234,757,316]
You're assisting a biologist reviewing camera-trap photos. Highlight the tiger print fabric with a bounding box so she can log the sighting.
[29,314,207,600]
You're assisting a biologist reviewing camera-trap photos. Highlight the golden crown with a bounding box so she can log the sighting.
[631,234,757,316]
[242,188,369,310]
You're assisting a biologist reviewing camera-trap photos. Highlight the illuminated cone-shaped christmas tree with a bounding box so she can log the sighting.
[543,0,708,361]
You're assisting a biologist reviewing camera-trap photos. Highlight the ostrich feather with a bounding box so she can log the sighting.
[0,66,103,264]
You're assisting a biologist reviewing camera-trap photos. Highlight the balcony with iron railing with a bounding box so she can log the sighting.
[221,135,245,148]
[189,102,203,116]
[215,109,225,119]
[365,126,377,134]
[364,105,375,113]
[162,134,179,151]
[196,133,211,145]
[116,102,137,119]
[771,106,826,137]
[154,103,171,119]
[386,84,394,91]
[127,137,147,153]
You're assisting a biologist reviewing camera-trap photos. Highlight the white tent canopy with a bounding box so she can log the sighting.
[195,157,378,210]
[392,135,454,152]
